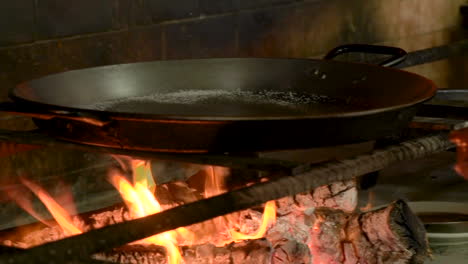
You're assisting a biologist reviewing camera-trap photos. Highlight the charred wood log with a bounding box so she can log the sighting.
[1,134,449,264]
[94,239,311,264]
[0,206,131,249]
[2,197,426,264]
[306,179,357,213]
[271,239,311,264]
[275,179,357,216]
[94,244,167,264]
[94,240,272,264]
[183,239,272,264]
[310,200,429,264]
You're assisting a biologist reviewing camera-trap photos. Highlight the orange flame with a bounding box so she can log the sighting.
[109,161,192,264]
[21,178,83,236]
[204,166,228,198]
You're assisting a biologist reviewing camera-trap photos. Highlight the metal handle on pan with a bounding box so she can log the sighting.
[0,102,110,127]
[324,44,407,67]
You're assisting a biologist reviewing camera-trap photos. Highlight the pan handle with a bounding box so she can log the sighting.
[324,44,407,67]
[0,102,110,127]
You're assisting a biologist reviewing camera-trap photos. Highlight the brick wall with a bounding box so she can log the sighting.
[0,0,466,102]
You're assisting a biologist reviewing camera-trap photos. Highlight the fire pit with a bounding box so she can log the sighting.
[0,121,458,264]
[0,143,436,264]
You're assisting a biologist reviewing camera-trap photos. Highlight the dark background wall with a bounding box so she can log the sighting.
[0,0,467,102]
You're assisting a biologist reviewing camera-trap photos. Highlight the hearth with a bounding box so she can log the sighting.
[1,42,468,264]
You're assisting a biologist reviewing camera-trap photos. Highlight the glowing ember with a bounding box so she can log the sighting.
[450,128,468,179]
[21,178,83,236]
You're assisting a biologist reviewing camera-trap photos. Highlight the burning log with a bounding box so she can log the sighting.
[1,207,131,249]
[2,196,426,264]
[268,179,358,246]
[276,179,357,217]
[94,239,311,264]
[308,179,357,212]
[94,244,167,264]
[310,200,429,264]
[271,239,311,264]
[183,239,272,264]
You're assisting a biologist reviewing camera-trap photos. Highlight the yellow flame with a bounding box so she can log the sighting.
[109,165,189,264]
[230,200,277,241]
[21,178,83,236]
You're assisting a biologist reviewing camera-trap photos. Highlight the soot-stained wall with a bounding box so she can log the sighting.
[0,0,466,101]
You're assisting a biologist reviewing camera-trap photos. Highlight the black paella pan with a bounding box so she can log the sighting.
[0,44,437,153]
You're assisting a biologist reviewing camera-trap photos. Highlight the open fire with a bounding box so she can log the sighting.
[1,154,431,264]
[4,157,278,264]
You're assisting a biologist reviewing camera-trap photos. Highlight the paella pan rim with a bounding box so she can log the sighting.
[10,57,437,122]
[10,94,433,121]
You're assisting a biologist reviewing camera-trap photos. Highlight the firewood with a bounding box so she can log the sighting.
[1,206,130,249]
[307,179,357,212]
[93,239,272,264]
[185,239,272,264]
[276,179,357,217]
[309,200,429,264]
[270,239,311,264]
[3,199,427,264]
[94,238,310,264]
[94,244,167,264]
